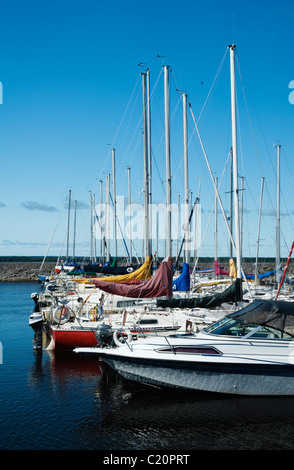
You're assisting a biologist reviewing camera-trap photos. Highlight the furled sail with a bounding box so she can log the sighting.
[173,263,190,292]
[75,257,152,284]
[214,260,229,276]
[157,278,242,309]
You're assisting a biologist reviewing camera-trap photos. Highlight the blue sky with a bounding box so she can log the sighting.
[1,0,294,262]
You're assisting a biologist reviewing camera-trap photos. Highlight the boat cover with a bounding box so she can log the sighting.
[82,262,141,275]
[173,263,190,292]
[92,257,173,298]
[228,299,294,334]
[75,257,152,284]
[157,278,242,309]
[244,270,276,280]
[214,260,229,276]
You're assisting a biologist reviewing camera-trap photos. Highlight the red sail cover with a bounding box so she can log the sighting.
[92,257,173,298]
[214,260,229,276]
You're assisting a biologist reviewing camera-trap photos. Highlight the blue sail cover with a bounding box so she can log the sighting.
[244,270,276,280]
[173,263,190,291]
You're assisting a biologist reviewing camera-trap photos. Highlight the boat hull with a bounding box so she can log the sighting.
[101,353,294,396]
[51,325,181,350]
[51,328,98,350]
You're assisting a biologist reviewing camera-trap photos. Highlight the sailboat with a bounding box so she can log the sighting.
[75,45,263,392]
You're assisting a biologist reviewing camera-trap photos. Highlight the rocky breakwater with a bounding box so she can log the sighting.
[0,262,56,282]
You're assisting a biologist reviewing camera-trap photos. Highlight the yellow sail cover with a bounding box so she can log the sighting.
[229,258,237,278]
[74,257,152,284]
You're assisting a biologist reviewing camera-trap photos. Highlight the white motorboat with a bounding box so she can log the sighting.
[75,299,294,396]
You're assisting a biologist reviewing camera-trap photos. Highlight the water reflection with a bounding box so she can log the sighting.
[28,350,294,450]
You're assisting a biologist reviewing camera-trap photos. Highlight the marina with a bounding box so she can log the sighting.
[2,281,294,452]
[2,0,294,458]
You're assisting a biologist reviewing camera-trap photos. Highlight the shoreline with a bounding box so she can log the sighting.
[0,260,282,283]
[0,262,56,282]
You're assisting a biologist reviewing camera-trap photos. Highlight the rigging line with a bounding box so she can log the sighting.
[116,84,143,176]
[189,99,252,296]
[278,146,294,234]
[192,148,231,273]
[197,48,228,125]
[237,54,293,252]
[169,49,229,192]
[236,54,276,220]
[235,54,278,216]
[117,69,163,190]
[235,77,245,179]
[235,55,265,177]
[39,198,67,273]
[96,73,141,184]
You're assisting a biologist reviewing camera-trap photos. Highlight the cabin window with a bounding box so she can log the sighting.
[137,319,158,325]
[158,346,221,355]
[205,318,292,339]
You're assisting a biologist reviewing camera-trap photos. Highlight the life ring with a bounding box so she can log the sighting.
[45,283,58,293]
[53,305,71,325]
[113,330,132,347]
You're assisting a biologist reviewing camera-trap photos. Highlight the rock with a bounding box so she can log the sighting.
[0,262,56,282]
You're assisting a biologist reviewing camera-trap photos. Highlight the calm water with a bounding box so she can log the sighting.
[1,282,294,452]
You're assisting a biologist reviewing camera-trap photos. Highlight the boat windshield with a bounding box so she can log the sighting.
[204,317,294,339]
[204,300,294,339]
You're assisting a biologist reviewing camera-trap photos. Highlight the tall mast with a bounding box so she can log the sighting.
[276,144,281,268]
[99,180,104,262]
[93,193,96,262]
[255,177,264,285]
[183,92,190,264]
[127,166,132,263]
[147,69,152,255]
[73,199,77,261]
[90,191,93,262]
[66,189,71,260]
[142,72,150,258]
[240,176,244,262]
[214,176,218,265]
[106,174,110,262]
[164,65,172,258]
[230,147,233,258]
[112,148,117,259]
[229,44,241,278]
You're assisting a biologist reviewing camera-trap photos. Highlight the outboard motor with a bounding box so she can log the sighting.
[29,293,44,350]
[95,324,114,347]
[31,292,40,312]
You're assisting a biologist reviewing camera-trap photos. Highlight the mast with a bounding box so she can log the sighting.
[230,147,233,258]
[183,92,190,264]
[93,193,96,262]
[90,190,93,263]
[112,148,117,259]
[66,189,71,260]
[240,176,244,262]
[214,176,218,266]
[147,69,152,255]
[106,174,110,262]
[255,177,264,285]
[164,65,172,258]
[276,144,281,268]
[73,199,77,262]
[99,180,104,262]
[229,44,241,278]
[142,72,150,258]
[127,166,132,263]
